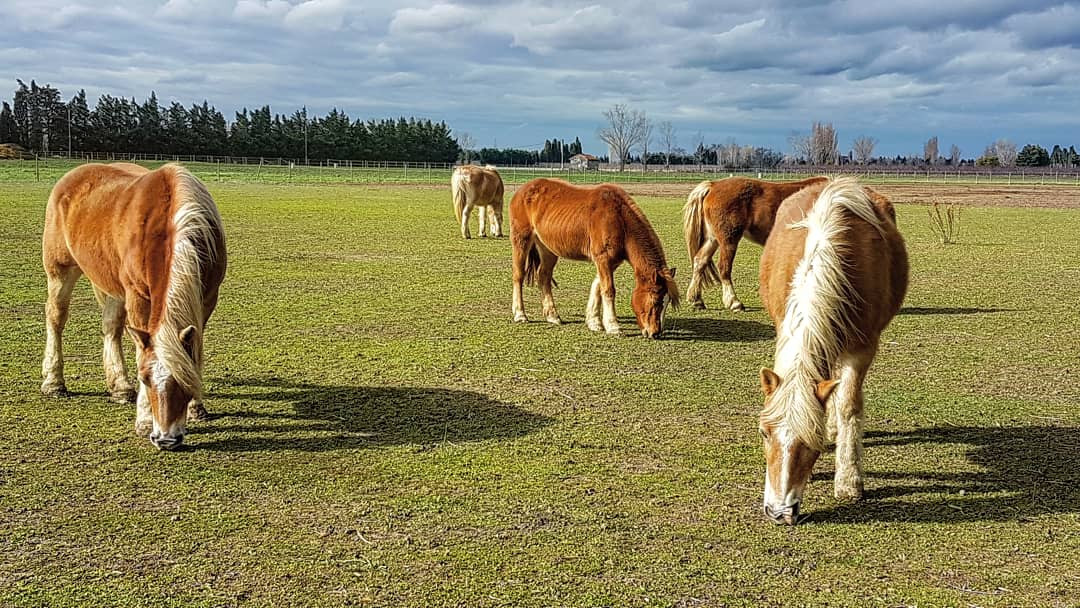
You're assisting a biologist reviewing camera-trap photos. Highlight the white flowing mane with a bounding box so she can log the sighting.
[154,166,223,398]
[763,177,885,450]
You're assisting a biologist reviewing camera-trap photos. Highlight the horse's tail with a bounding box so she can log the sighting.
[452,168,468,224]
[683,180,720,288]
[522,241,543,287]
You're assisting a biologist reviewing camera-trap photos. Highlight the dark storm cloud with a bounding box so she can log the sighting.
[2,0,1078,156]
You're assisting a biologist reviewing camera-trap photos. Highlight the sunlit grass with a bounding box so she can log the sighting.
[1,177,1077,606]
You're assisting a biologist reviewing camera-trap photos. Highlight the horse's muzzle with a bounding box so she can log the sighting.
[764,502,800,526]
[150,432,185,451]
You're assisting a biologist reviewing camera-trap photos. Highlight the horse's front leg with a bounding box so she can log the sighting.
[595,259,621,335]
[832,352,873,500]
[96,289,136,404]
[478,206,488,238]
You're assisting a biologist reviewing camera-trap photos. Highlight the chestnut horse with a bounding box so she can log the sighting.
[42,163,226,450]
[683,176,827,311]
[510,178,679,338]
[757,177,907,524]
[452,164,504,238]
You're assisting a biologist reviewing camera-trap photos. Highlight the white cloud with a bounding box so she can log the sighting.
[234,0,292,22]
[283,0,352,31]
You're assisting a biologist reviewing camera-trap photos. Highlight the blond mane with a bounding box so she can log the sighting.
[153,166,224,399]
[762,177,885,450]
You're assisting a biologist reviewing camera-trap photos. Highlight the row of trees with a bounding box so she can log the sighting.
[1,80,461,162]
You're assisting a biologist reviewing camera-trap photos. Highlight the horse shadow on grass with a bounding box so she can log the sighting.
[192,377,552,453]
[806,425,1080,524]
[662,317,775,342]
[899,306,1016,316]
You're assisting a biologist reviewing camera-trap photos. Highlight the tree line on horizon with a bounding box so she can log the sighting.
[5,80,1080,170]
[0,79,461,163]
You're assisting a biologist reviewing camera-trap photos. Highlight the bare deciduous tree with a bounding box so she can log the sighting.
[924,136,939,165]
[852,135,877,164]
[993,139,1017,166]
[788,130,810,162]
[598,104,648,171]
[659,121,676,169]
[456,131,476,163]
[810,122,838,165]
[639,118,653,170]
[949,144,961,165]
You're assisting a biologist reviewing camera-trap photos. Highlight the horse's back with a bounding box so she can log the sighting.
[455,165,503,204]
[511,179,633,259]
[43,164,208,299]
[762,179,907,341]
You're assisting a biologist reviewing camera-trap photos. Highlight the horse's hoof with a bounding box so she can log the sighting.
[41,383,69,398]
[605,328,622,336]
[546,317,562,326]
[692,301,707,311]
[730,302,746,312]
[586,321,603,332]
[109,388,136,404]
[835,484,864,502]
[187,402,210,422]
[513,314,528,323]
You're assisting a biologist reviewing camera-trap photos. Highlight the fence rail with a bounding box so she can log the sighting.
[4,153,1080,187]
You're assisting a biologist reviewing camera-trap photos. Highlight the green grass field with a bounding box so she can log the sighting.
[1,174,1078,606]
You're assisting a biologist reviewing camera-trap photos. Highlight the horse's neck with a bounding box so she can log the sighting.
[622,211,665,277]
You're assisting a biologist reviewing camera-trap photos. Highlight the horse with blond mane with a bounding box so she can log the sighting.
[452,164,504,239]
[756,176,907,524]
[41,163,227,450]
[683,176,828,312]
[510,178,679,338]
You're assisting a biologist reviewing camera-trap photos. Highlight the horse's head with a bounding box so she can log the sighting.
[632,267,679,339]
[758,368,838,525]
[128,326,199,451]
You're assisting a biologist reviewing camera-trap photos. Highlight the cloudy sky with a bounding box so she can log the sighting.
[4,0,1079,158]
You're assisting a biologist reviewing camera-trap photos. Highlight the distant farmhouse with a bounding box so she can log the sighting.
[569,153,600,170]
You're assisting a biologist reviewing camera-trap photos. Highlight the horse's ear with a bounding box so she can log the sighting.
[760,368,781,397]
[179,326,197,358]
[128,326,152,350]
[815,379,839,406]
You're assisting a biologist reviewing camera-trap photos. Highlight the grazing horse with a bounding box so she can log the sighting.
[757,177,907,524]
[452,164,505,238]
[683,176,827,311]
[41,163,227,450]
[510,178,679,338]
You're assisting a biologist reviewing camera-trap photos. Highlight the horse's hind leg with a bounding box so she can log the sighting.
[511,232,531,322]
[41,265,82,397]
[461,203,474,239]
[95,287,136,404]
[585,274,603,332]
[478,206,488,238]
[490,205,504,237]
[832,350,874,501]
[716,223,746,311]
[536,245,561,325]
[686,237,719,310]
